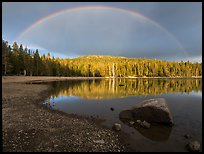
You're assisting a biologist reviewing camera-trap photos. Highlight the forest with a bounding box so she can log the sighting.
[2,39,202,77]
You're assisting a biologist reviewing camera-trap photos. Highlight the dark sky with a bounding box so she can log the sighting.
[2,2,202,62]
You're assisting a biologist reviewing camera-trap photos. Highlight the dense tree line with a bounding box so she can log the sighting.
[2,39,202,77]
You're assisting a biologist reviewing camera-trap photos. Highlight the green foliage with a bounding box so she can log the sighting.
[2,39,202,77]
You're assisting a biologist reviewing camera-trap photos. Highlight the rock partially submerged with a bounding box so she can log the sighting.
[119,98,173,126]
[186,141,200,152]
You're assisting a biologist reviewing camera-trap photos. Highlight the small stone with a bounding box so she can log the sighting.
[184,134,191,139]
[93,139,105,144]
[112,123,121,131]
[187,140,200,152]
[54,144,58,148]
[140,121,151,129]
[136,120,141,124]
[110,107,114,111]
[129,121,135,125]
[19,130,23,133]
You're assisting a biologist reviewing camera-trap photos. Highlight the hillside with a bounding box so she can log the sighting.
[74,55,128,60]
[2,39,202,77]
[72,55,167,63]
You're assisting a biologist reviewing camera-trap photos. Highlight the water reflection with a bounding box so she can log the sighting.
[48,79,202,99]
[120,119,172,141]
[43,79,202,147]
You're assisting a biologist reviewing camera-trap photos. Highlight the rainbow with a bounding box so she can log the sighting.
[16,5,186,55]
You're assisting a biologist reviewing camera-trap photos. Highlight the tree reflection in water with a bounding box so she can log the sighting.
[45,78,202,142]
[47,79,202,99]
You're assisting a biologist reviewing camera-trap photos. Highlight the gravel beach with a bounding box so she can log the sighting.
[2,76,128,152]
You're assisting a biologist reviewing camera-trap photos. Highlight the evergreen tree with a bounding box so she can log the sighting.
[2,39,202,78]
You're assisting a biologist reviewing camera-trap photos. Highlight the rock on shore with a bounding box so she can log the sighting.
[119,98,173,126]
[112,123,121,131]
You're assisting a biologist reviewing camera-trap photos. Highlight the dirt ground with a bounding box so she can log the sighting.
[2,76,128,152]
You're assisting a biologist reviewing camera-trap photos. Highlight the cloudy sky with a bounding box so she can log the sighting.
[2,2,202,62]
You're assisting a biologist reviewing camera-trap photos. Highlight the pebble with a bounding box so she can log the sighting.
[136,120,141,124]
[112,123,121,131]
[184,134,191,139]
[129,121,135,125]
[110,107,114,111]
[54,144,58,148]
[93,139,105,144]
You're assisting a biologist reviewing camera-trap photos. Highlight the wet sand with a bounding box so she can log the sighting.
[2,76,128,152]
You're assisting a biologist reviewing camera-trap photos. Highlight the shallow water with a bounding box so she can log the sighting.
[43,78,202,152]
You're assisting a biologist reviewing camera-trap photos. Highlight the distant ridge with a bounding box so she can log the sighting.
[72,55,183,63]
[75,55,128,59]
[72,55,161,62]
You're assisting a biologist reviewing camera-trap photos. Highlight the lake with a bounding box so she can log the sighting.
[43,78,202,152]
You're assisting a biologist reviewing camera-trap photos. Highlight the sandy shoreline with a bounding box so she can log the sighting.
[2,76,128,152]
[2,76,106,84]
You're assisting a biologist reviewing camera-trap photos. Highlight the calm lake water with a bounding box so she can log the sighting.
[43,78,202,152]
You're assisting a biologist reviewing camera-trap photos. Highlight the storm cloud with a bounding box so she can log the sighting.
[3,2,202,62]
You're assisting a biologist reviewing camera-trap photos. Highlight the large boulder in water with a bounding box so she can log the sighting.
[119,98,173,126]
